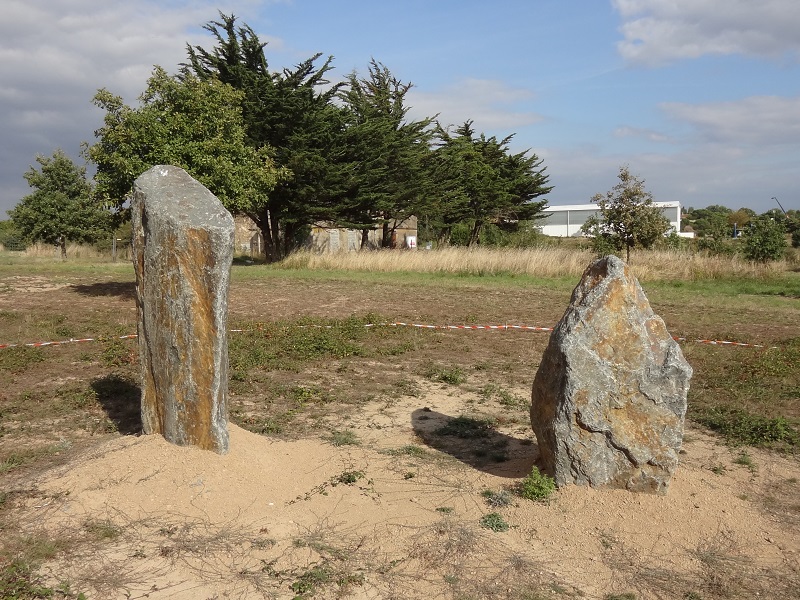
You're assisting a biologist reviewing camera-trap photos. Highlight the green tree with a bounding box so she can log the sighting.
[742,215,787,262]
[86,67,284,225]
[9,150,110,260]
[0,220,26,251]
[581,166,671,262]
[185,13,348,260]
[337,59,436,247]
[429,121,551,246]
[728,207,756,236]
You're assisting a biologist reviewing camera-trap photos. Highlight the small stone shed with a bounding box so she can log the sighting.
[233,215,418,256]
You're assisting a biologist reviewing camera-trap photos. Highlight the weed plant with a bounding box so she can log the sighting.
[480,513,510,532]
[517,467,556,502]
[435,415,494,439]
[481,489,513,508]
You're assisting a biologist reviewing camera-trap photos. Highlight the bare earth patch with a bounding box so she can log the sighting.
[1,266,799,599]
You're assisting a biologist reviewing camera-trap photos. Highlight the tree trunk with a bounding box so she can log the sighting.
[468,221,482,246]
[59,236,67,261]
[360,229,370,249]
[381,221,391,248]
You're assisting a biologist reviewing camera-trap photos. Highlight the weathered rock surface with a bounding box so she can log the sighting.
[131,165,234,454]
[530,255,692,494]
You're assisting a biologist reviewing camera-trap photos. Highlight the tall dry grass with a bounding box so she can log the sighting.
[278,247,794,281]
[19,242,132,261]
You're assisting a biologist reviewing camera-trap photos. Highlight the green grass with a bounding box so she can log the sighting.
[425,364,466,385]
[327,430,360,447]
[0,347,45,373]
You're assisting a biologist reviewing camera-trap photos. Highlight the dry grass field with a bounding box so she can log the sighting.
[1,247,799,599]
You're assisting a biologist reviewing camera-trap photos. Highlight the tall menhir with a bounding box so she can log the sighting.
[131,165,234,453]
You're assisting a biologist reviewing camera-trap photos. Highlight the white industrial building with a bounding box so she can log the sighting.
[539,201,691,237]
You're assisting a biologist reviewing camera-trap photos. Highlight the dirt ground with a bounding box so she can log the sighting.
[1,267,799,599]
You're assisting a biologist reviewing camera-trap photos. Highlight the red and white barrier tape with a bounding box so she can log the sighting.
[0,334,139,350]
[0,323,771,350]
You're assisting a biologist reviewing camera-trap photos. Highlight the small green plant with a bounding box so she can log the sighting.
[435,506,454,514]
[605,594,637,600]
[435,415,493,439]
[327,430,360,447]
[480,512,509,532]
[380,445,428,458]
[425,365,466,385]
[291,564,332,597]
[517,467,556,502]
[333,470,364,485]
[84,519,121,541]
[481,489,513,508]
[734,450,757,473]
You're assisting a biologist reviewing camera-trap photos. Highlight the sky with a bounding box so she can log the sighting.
[2,0,799,218]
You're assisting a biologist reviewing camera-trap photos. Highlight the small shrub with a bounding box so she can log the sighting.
[380,445,428,458]
[425,365,466,385]
[480,512,509,532]
[328,430,360,447]
[333,470,364,485]
[435,415,493,439]
[517,467,556,502]
[481,489,513,508]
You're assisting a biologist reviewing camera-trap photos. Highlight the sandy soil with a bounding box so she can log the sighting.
[13,387,799,600]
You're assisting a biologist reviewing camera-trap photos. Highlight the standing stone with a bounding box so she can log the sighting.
[131,165,234,454]
[530,255,692,494]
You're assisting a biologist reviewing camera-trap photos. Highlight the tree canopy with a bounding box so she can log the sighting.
[9,150,110,260]
[429,121,551,246]
[581,166,671,262]
[185,13,348,260]
[85,66,285,225]
[80,12,553,259]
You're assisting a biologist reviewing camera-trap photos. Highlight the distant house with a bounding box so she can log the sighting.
[539,201,694,238]
[233,215,418,257]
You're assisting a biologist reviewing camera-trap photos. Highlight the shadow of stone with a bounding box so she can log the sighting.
[411,408,539,479]
[91,374,142,435]
[71,281,136,300]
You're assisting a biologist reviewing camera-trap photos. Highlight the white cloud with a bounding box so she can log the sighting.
[612,0,800,65]
[407,78,542,133]
[0,1,277,214]
[613,126,671,143]
[660,95,800,147]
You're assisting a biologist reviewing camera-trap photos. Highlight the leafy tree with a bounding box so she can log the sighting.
[581,166,671,262]
[429,121,551,246]
[728,207,756,235]
[9,150,110,260]
[0,220,26,251]
[86,67,284,225]
[684,204,732,237]
[185,13,348,260]
[337,59,436,247]
[742,215,787,262]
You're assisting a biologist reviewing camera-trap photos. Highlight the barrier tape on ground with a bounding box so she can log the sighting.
[0,324,771,350]
[0,334,139,350]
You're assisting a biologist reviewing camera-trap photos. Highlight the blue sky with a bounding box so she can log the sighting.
[1,0,799,218]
